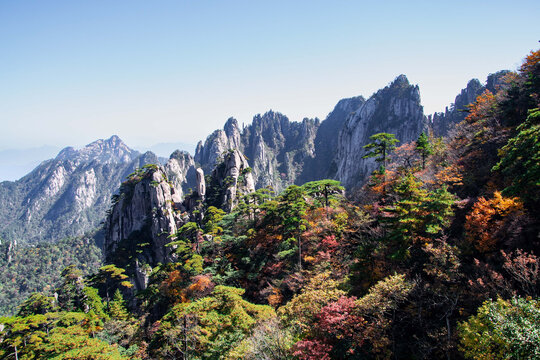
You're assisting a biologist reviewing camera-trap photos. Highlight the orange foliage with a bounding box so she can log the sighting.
[160,270,187,304]
[465,90,497,124]
[465,192,524,253]
[520,49,540,75]
[390,142,419,170]
[267,286,283,307]
[369,169,399,196]
[160,273,214,305]
[185,275,214,299]
[434,163,463,187]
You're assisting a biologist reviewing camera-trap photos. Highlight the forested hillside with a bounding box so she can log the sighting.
[0,49,538,359]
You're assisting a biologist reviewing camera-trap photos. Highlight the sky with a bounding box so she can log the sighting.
[1,0,539,154]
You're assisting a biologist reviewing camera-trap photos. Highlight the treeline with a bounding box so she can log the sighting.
[0,48,539,359]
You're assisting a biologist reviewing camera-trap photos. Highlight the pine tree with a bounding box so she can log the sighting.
[415,132,433,169]
[363,133,400,172]
[109,289,129,321]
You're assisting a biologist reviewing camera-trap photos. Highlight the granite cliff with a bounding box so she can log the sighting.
[194,75,427,191]
[335,75,427,187]
[103,165,185,290]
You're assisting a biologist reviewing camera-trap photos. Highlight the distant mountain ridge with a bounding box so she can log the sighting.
[0,136,158,244]
[0,72,507,245]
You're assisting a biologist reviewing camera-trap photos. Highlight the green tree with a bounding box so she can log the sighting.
[17,293,58,317]
[459,297,540,359]
[90,265,132,309]
[56,265,85,312]
[492,108,540,205]
[363,132,400,172]
[383,174,455,259]
[203,206,226,239]
[109,289,129,321]
[301,180,344,210]
[416,132,433,169]
[81,286,107,319]
[276,185,308,271]
[167,223,204,276]
[152,285,275,359]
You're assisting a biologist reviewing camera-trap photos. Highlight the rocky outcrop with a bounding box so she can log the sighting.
[195,76,433,191]
[301,96,366,182]
[164,150,197,201]
[430,71,510,136]
[194,118,242,174]
[0,136,160,244]
[205,149,255,212]
[335,75,427,188]
[196,168,206,198]
[104,166,184,290]
[56,135,134,164]
[242,112,320,191]
[195,112,320,193]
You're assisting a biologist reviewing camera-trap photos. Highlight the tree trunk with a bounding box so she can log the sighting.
[298,236,302,272]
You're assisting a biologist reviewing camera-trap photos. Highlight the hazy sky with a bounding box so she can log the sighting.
[1,0,539,151]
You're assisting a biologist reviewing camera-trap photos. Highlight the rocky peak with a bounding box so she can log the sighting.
[0,134,161,244]
[56,135,139,164]
[241,111,320,191]
[205,149,255,212]
[486,70,511,93]
[430,70,510,136]
[335,76,426,188]
[104,165,184,290]
[194,124,241,173]
[164,150,197,201]
[392,74,410,87]
[224,117,241,150]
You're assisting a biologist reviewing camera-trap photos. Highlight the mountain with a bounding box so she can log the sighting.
[195,75,427,191]
[104,165,185,290]
[100,75,428,288]
[335,75,427,187]
[430,70,510,136]
[0,73,507,246]
[0,136,160,244]
[304,95,366,182]
[2,45,539,359]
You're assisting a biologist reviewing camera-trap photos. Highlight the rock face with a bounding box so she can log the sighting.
[302,96,366,182]
[196,168,206,198]
[335,75,427,188]
[195,75,433,191]
[164,150,197,202]
[205,149,255,212]
[194,118,242,175]
[104,166,183,290]
[0,136,160,244]
[242,112,319,191]
[195,112,320,193]
[430,71,510,136]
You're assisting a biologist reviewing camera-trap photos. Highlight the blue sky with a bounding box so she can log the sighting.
[1,0,539,152]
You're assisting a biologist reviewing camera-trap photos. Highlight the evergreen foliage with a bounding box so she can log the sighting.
[362,132,400,171]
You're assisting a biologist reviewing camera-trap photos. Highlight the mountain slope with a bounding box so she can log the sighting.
[0,136,158,244]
